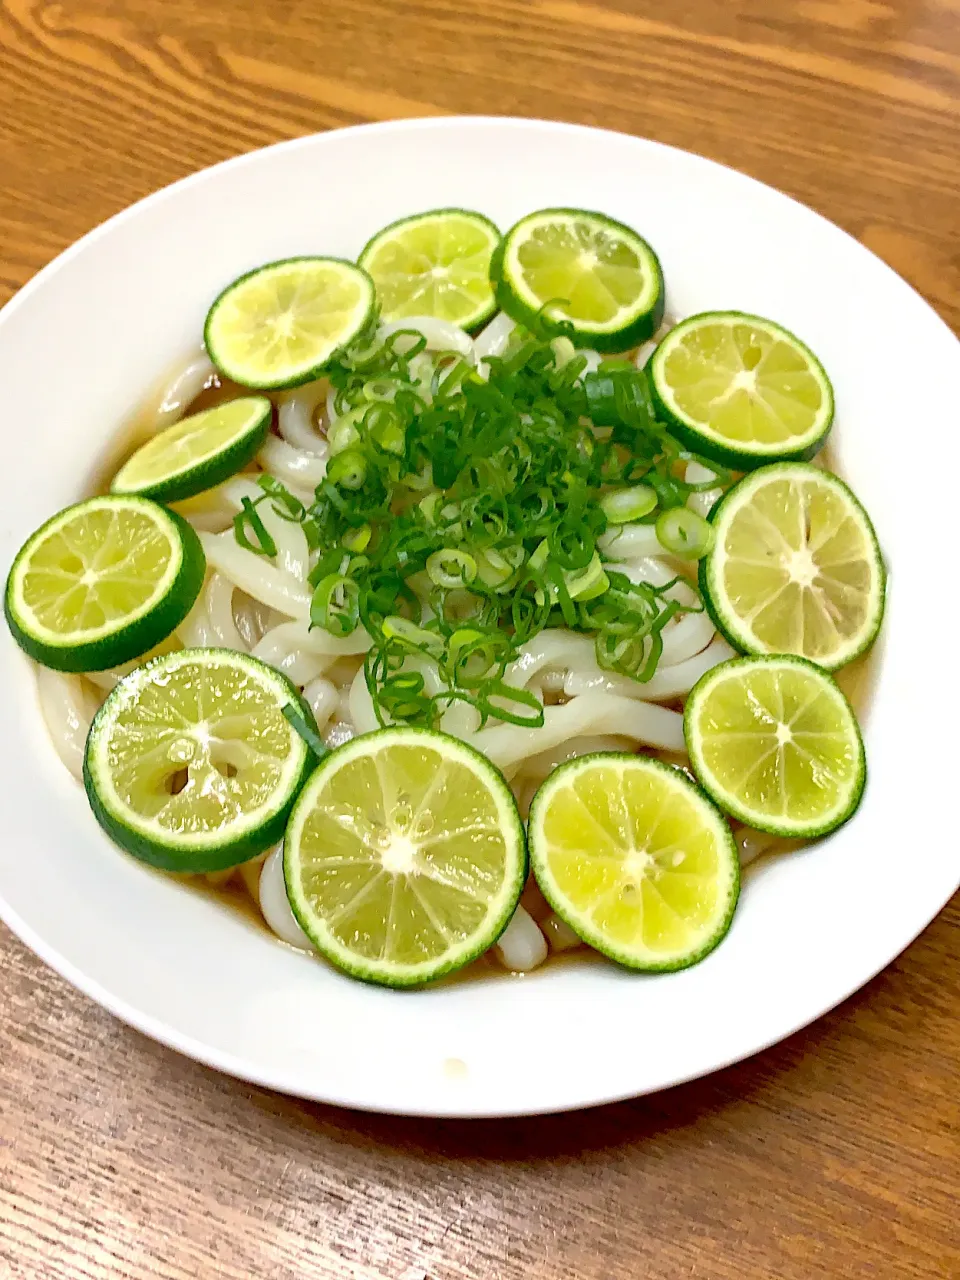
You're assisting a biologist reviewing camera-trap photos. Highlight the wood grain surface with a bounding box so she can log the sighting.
[1,1,958,1276]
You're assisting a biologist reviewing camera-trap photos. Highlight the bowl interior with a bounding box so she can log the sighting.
[1,118,957,1116]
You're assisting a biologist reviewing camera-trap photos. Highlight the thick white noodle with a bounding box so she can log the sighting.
[474,311,515,356]
[495,904,548,972]
[83,668,121,693]
[661,605,716,667]
[86,642,191,692]
[617,554,675,588]
[685,460,723,520]
[171,487,235,533]
[348,665,380,736]
[325,719,357,750]
[325,384,340,427]
[564,634,735,702]
[218,475,262,508]
[257,435,327,489]
[249,626,360,690]
[439,701,483,738]
[153,351,218,430]
[237,853,267,906]
[221,472,315,512]
[379,316,474,358]
[600,523,663,560]
[580,350,602,374]
[504,602,714,698]
[259,847,316,952]
[516,734,635,784]
[404,654,482,737]
[474,312,516,377]
[177,591,218,647]
[536,669,566,696]
[258,502,310,582]
[204,572,248,651]
[35,667,96,781]
[198,532,312,618]
[302,677,340,729]
[542,913,583,953]
[252,619,372,664]
[505,629,595,691]
[634,339,658,369]
[277,648,331,687]
[233,596,277,650]
[468,692,685,775]
[278,382,329,455]
[612,558,716,667]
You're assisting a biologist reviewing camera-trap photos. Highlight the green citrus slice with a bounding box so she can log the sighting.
[528,754,739,971]
[111,397,272,503]
[684,654,866,837]
[204,257,376,389]
[649,312,834,467]
[4,495,204,672]
[701,462,885,669]
[359,208,500,329]
[284,727,526,987]
[84,648,316,872]
[492,208,664,351]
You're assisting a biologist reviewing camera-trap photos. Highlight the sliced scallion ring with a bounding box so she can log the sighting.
[655,507,715,559]
[427,548,479,589]
[601,484,658,525]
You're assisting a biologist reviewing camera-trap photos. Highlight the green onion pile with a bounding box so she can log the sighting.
[233,320,728,729]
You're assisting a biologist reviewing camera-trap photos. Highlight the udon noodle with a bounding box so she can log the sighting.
[36,312,795,974]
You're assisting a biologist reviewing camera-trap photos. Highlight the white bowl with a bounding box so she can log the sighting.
[1,118,957,1117]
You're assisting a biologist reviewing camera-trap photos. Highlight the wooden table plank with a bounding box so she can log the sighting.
[1,2,958,1276]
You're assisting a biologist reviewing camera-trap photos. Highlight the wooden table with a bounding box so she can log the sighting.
[1,2,958,1276]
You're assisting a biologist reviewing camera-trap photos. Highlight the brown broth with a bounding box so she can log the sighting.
[85,351,252,496]
[198,871,268,936]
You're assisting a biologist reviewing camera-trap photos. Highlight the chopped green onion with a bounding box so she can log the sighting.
[584,365,656,430]
[257,475,306,522]
[326,449,368,490]
[550,336,577,368]
[233,497,277,558]
[365,403,406,455]
[478,681,545,727]
[380,671,430,722]
[426,548,478,589]
[600,484,657,524]
[564,552,609,602]
[436,357,473,396]
[475,545,525,590]
[655,507,715,559]
[447,628,510,688]
[301,318,720,728]
[342,523,372,553]
[328,421,360,456]
[328,407,364,456]
[310,573,360,636]
[404,463,434,492]
[362,378,399,403]
[418,493,442,525]
[528,539,550,572]
[381,615,444,654]
[282,703,328,760]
